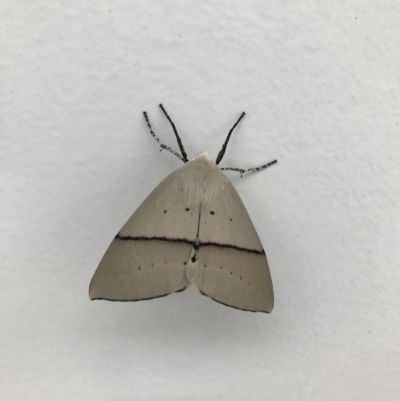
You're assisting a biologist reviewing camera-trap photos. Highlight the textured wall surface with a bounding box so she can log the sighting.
[1,1,400,400]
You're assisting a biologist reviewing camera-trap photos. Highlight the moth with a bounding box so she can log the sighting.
[89,104,276,312]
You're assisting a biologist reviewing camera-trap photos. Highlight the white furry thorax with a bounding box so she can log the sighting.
[173,151,228,207]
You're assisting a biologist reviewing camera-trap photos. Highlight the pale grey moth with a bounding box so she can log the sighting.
[89,105,276,312]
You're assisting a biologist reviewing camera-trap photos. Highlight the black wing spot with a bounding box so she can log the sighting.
[191,255,197,263]
[185,207,190,211]
[210,211,215,215]
[184,262,187,265]
[229,218,232,222]
[164,210,167,214]
[138,267,141,270]
[204,264,206,267]
[240,276,242,280]
[230,272,232,275]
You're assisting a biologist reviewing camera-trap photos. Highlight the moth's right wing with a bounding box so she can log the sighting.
[194,171,274,313]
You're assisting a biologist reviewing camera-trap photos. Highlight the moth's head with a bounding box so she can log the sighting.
[190,152,214,163]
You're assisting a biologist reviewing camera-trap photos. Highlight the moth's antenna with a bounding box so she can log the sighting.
[216,112,245,165]
[221,159,277,177]
[143,111,185,162]
[159,104,188,162]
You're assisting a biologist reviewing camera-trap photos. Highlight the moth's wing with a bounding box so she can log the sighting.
[89,165,200,301]
[194,169,274,312]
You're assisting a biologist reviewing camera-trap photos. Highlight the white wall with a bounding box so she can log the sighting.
[1,1,399,400]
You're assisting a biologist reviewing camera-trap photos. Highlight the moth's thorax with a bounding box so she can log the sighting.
[179,151,226,207]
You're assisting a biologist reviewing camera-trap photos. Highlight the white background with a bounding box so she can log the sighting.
[1,1,400,400]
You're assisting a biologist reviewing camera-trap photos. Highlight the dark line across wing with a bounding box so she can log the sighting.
[115,233,265,255]
[116,233,194,245]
